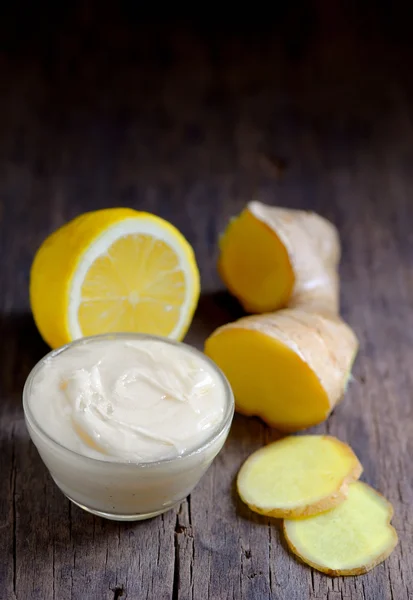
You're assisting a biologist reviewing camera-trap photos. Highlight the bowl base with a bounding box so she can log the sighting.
[66,495,178,521]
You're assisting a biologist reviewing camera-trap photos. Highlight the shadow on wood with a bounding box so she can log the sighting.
[0,312,49,406]
[185,290,246,349]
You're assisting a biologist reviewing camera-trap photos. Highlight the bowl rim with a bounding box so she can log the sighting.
[23,332,234,469]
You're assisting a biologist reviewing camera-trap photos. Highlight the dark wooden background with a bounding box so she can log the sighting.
[1,3,412,599]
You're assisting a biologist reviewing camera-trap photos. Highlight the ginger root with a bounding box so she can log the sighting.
[218,202,340,314]
[237,435,362,518]
[204,308,358,432]
[284,481,398,576]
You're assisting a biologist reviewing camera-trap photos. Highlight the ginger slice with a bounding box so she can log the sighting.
[218,202,340,314]
[204,308,358,431]
[237,435,362,518]
[283,481,398,576]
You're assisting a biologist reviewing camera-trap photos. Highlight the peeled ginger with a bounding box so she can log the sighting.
[237,435,362,518]
[204,308,358,432]
[218,202,340,314]
[284,481,398,576]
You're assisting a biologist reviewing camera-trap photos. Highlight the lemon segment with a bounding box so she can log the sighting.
[30,208,200,348]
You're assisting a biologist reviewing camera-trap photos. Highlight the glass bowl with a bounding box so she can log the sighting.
[23,333,234,521]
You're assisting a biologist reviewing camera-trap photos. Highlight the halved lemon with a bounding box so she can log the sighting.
[30,208,200,348]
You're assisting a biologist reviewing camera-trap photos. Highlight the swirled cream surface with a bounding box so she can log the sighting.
[29,338,226,462]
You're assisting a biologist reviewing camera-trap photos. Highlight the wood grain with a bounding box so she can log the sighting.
[1,3,412,599]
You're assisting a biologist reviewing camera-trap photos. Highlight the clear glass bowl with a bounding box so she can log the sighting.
[23,333,234,521]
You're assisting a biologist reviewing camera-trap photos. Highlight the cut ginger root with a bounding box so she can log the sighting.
[237,435,362,518]
[284,481,398,576]
[204,308,358,431]
[218,201,341,314]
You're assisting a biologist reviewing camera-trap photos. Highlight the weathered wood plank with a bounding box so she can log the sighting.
[1,4,413,599]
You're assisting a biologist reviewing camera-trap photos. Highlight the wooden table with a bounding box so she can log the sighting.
[1,5,412,599]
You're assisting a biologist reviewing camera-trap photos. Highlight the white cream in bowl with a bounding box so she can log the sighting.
[23,334,234,520]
